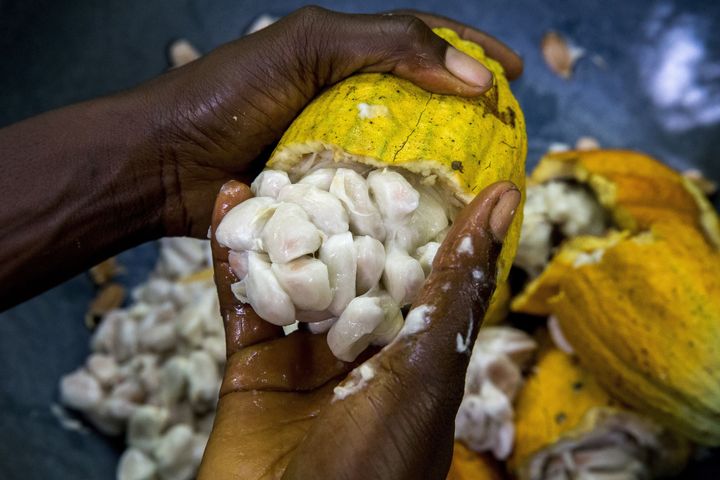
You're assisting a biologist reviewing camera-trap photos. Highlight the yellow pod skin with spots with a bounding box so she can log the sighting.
[512,150,720,444]
[511,348,689,479]
[268,27,527,285]
[447,441,504,480]
[515,222,720,445]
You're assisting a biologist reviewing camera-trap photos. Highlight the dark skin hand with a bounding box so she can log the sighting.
[201,180,520,480]
[0,5,524,479]
[0,6,522,310]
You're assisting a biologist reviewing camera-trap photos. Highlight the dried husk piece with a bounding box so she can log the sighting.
[540,31,584,79]
[89,257,122,285]
[86,283,126,328]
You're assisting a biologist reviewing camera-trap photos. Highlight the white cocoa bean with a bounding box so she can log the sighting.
[90,310,122,353]
[191,432,210,467]
[86,353,119,387]
[367,169,419,223]
[353,236,386,295]
[244,252,296,326]
[227,250,249,280]
[382,247,425,306]
[319,232,357,316]
[157,238,208,279]
[272,257,332,311]
[327,291,403,361]
[114,315,139,362]
[415,241,441,276]
[215,197,276,251]
[111,378,145,404]
[102,395,138,422]
[297,168,336,190]
[154,424,195,480]
[250,170,290,198]
[330,168,386,240]
[277,184,349,235]
[127,405,169,453]
[197,290,223,336]
[118,448,157,480]
[230,280,248,303]
[187,351,220,413]
[60,369,104,411]
[159,356,189,405]
[393,186,449,251]
[202,336,227,364]
[261,203,322,263]
[138,310,177,353]
[128,355,160,395]
[133,278,173,305]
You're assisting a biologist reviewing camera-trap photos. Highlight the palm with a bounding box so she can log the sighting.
[197,179,517,480]
[202,334,350,479]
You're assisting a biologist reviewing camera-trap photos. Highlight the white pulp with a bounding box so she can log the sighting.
[215,163,458,361]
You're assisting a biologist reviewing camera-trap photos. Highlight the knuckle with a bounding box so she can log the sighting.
[293,5,330,26]
[385,15,440,58]
[394,15,429,39]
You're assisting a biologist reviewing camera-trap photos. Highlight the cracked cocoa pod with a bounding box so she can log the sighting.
[514,222,720,444]
[512,150,720,445]
[510,348,689,479]
[268,27,527,287]
[529,149,720,246]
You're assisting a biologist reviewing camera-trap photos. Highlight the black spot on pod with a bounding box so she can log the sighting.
[555,412,567,424]
[451,161,464,173]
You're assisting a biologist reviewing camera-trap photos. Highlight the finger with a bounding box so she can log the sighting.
[285,6,495,96]
[210,180,283,356]
[281,182,521,480]
[388,10,523,80]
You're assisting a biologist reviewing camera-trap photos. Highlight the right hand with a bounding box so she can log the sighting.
[199,180,521,479]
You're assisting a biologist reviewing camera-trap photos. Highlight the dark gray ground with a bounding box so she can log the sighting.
[1,0,719,478]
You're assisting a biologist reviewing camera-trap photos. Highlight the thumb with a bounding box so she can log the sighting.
[285,6,495,96]
[281,182,521,480]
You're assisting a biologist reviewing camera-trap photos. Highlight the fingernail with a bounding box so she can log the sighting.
[445,47,494,89]
[490,189,521,242]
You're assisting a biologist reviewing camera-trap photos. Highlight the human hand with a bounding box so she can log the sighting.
[144,6,522,238]
[198,180,520,480]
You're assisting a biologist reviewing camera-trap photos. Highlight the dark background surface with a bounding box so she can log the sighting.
[1,0,719,478]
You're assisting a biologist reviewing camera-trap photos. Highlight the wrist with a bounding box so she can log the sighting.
[123,74,194,238]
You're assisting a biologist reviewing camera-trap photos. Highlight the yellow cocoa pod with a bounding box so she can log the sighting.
[268,28,527,285]
[512,150,720,443]
[529,149,720,247]
[447,441,505,480]
[511,348,689,479]
[514,221,720,444]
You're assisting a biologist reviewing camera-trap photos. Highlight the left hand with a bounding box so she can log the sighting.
[140,6,522,237]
